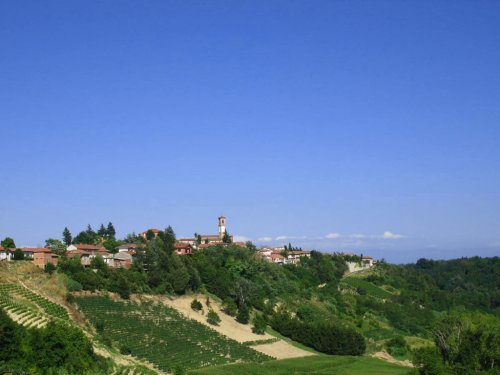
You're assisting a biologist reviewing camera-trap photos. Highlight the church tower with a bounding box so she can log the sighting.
[218,216,226,240]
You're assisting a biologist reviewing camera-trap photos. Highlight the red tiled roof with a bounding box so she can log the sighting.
[142,229,161,234]
[72,243,104,251]
[362,256,373,259]
[21,247,52,253]
[0,246,4,251]
[175,242,192,249]
[270,254,284,259]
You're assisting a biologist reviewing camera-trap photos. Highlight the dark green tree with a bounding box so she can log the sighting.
[13,249,24,260]
[97,224,107,238]
[45,238,66,255]
[222,230,232,244]
[236,304,250,324]
[106,222,116,239]
[62,227,72,245]
[1,237,16,249]
[207,309,221,325]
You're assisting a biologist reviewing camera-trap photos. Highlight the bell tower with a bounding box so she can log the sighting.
[218,215,226,240]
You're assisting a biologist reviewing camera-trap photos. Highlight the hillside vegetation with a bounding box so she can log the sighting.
[1,230,499,374]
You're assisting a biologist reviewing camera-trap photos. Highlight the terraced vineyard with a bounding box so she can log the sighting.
[342,277,394,300]
[0,283,69,328]
[76,296,271,373]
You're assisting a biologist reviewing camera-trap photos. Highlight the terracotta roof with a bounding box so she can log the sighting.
[0,246,4,251]
[116,243,144,249]
[362,256,373,259]
[270,254,284,259]
[142,229,161,234]
[233,242,247,247]
[21,247,51,253]
[71,243,105,251]
[66,250,92,256]
[175,242,192,249]
[113,252,132,261]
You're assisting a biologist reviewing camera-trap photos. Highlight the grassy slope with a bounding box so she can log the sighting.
[189,355,409,375]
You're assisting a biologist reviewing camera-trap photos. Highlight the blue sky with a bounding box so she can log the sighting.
[1,1,499,263]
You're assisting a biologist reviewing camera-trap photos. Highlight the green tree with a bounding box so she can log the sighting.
[222,230,232,244]
[1,237,16,249]
[252,314,267,334]
[44,263,56,274]
[13,249,24,260]
[97,224,107,238]
[45,238,66,255]
[207,309,221,325]
[62,227,72,245]
[191,299,203,311]
[236,304,250,324]
[106,222,116,239]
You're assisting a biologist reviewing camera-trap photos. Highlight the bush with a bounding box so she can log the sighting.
[65,277,83,292]
[120,345,132,355]
[65,293,75,304]
[223,298,238,316]
[252,314,267,334]
[236,304,250,324]
[386,335,408,357]
[44,263,56,274]
[207,309,221,325]
[191,299,203,312]
[13,249,24,261]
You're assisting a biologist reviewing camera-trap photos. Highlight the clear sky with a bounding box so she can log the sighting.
[1,1,499,263]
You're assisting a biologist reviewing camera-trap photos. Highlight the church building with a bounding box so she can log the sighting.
[177,216,233,247]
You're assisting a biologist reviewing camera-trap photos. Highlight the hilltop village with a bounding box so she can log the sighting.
[0,216,375,272]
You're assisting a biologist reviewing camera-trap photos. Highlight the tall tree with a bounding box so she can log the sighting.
[106,222,116,239]
[45,239,66,255]
[1,237,16,249]
[62,227,72,246]
[222,230,232,244]
[97,224,107,238]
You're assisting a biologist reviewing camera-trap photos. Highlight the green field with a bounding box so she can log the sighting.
[342,277,394,299]
[189,355,409,375]
[75,296,270,373]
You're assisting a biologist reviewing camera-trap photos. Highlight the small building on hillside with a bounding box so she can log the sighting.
[33,249,59,268]
[115,243,144,254]
[174,242,193,256]
[67,243,108,255]
[105,252,133,269]
[0,246,11,261]
[139,229,161,239]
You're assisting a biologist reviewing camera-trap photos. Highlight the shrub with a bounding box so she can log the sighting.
[65,277,83,292]
[44,263,56,275]
[120,345,132,355]
[191,299,203,312]
[252,314,267,334]
[207,309,221,325]
[386,335,408,357]
[13,249,24,261]
[222,298,237,316]
[236,304,250,324]
[66,293,75,304]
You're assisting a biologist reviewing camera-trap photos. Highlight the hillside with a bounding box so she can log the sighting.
[1,248,499,375]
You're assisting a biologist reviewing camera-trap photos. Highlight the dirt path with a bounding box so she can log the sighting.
[251,340,315,360]
[371,351,413,367]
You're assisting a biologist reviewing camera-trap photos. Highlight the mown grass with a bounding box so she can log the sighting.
[189,355,409,375]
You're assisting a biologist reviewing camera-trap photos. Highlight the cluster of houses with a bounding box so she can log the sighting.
[1,217,376,271]
[255,246,312,264]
